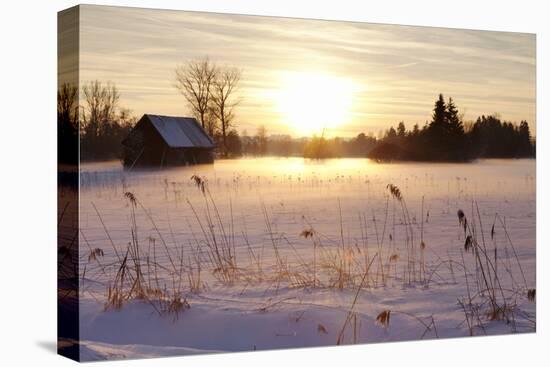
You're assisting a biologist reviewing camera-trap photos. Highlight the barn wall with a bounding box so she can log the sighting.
[123,119,214,167]
[165,148,214,165]
[123,119,168,167]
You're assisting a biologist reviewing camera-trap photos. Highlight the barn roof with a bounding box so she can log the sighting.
[144,114,215,149]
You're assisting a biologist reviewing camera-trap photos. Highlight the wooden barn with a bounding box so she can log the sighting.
[122,114,215,168]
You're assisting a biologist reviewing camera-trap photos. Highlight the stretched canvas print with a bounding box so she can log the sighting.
[58,4,536,362]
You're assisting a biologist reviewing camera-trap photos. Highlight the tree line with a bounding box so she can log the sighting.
[57,81,137,162]
[203,127,378,158]
[367,94,535,161]
[58,72,535,163]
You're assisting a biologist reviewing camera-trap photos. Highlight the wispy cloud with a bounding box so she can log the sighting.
[76,5,536,136]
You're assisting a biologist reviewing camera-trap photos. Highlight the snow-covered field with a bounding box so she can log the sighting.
[67,157,536,361]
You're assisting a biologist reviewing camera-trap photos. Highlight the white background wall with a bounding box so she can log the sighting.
[0,0,547,365]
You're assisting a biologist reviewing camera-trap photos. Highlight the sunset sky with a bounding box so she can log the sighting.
[76,5,536,137]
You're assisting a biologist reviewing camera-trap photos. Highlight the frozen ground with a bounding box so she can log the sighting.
[68,158,536,361]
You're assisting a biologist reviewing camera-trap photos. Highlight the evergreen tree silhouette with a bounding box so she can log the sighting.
[431,94,447,129]
[397,121,406,138]
[446,97,463,135]
[445,97,466,160]
[428,93,448,159]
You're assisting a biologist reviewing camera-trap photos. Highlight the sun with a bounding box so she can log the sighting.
[275,72,356,136]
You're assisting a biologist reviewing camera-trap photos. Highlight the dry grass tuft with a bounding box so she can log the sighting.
[300,229,314,239]
[124,191,137,206]
[486,304,515,321]
[88,248,104,262]
[386,184,402,201]
[317,324,328,335]
[464,235,473,252]
[527,289,536,302]
[190,175,206,193]
[376,310,391,328]
[457,209,467,233]
[163,294,191,320]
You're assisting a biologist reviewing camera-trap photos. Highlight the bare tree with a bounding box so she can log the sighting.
[174,58,217,135]
[81,80,120,139]
[57,83,78,129]
[210,67,241,156]
[117,108,138,129]
[58,83,79,163]
[203,108,218,138]
[80,81,121,160]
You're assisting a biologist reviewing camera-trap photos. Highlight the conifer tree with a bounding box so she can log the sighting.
[431,93,447,130]
[446,97,464,135]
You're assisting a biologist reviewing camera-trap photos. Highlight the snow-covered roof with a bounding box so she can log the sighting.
[144,114,215,149]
